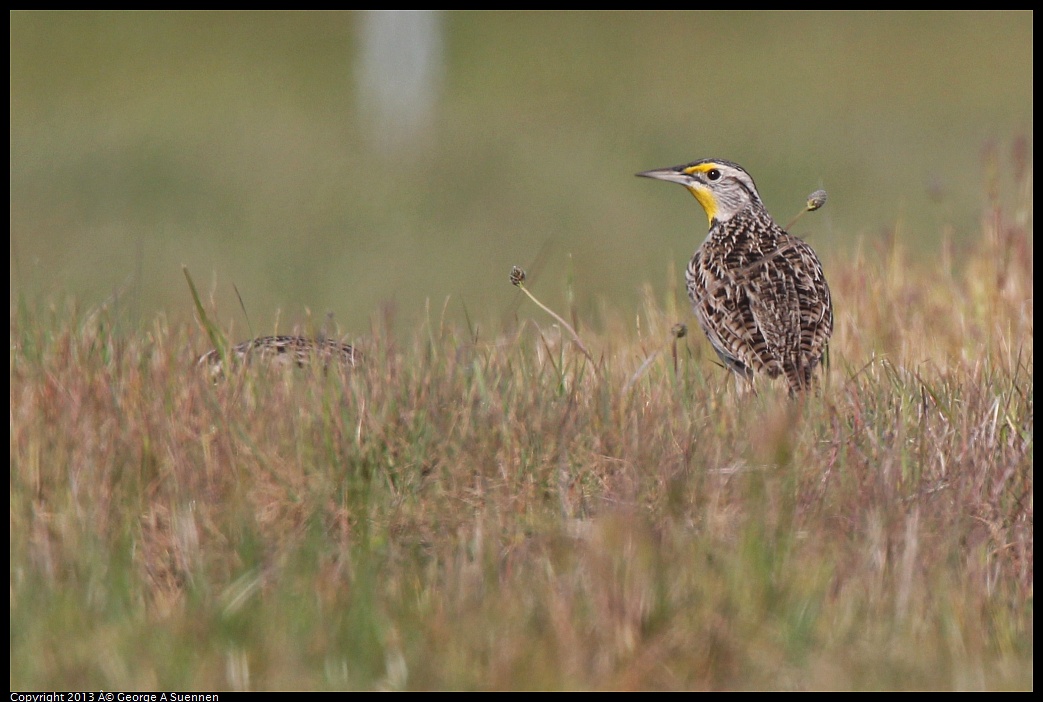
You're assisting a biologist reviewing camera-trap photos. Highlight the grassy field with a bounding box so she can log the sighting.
[10,153,1032,688]
[10,11,1033,691]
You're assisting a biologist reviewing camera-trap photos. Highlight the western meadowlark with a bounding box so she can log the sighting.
[637,158,833,393]
[198,335,359,375]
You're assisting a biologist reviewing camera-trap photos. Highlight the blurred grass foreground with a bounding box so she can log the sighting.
[9,11,1033,691]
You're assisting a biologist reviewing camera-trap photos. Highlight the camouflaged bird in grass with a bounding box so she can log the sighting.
[199,335,360,376]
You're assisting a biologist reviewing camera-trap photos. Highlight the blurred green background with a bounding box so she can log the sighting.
[10,11,1033,339]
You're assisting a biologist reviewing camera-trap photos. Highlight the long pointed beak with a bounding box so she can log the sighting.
[635,167,694,186]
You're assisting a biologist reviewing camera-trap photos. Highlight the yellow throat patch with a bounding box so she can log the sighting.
[682,163,721,225]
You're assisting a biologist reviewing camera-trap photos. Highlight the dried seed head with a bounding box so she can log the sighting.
[671,323,687,339]
[510,266,526,286]
[806,189,828,212]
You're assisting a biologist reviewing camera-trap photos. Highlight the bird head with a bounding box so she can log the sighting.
[636,158,763,226]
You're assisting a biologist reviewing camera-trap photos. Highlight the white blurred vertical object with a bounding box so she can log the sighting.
[356,10,443,150]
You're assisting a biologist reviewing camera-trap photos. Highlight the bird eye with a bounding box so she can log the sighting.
[707,168,721,181]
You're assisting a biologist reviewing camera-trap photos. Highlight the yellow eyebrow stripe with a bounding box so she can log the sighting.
[683,163,721,175]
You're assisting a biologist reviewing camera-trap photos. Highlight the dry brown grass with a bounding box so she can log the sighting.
[10,167,1032,690]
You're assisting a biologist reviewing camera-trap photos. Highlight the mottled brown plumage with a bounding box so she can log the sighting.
[637,158,833,393]
[199,335,359,375]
